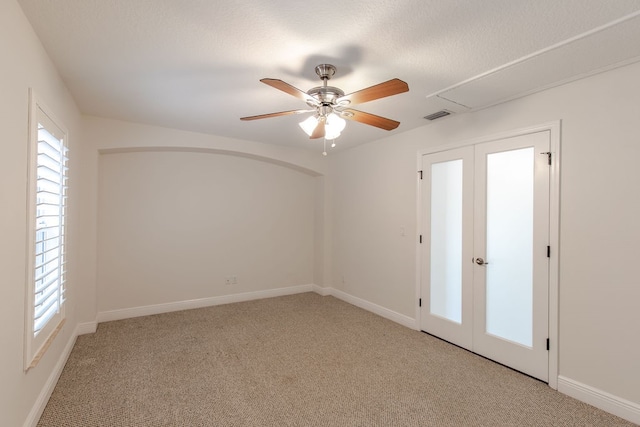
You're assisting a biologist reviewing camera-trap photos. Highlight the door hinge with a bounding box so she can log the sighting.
[547,246,551,258]
[419,235,422,244]
[541,152,552,165]
[419,298,422,307]
[418,170,423,180]
[546,338,550,351]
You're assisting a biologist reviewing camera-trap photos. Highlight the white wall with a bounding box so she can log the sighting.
[6,0,638,421]
[328,61,640,408]
[82,117,329,319]
[84,115,328,176]
[1,3,328,420]
[0,1,86,426]
[97,149,316,312]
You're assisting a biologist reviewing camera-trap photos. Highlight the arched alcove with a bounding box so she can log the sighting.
[96,147,321,313]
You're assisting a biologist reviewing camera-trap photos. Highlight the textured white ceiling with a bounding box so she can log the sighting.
[17,0,640,151]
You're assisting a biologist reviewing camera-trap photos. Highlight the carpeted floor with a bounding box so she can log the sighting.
[38,293,636,426]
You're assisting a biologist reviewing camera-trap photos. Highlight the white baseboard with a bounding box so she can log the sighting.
[25,290,639,426]
[312,284,331,296]
[315,286,417,330]
[23,323,82,427]
[97,284,314,323]
[558,376,640,424]
[316,288,640,424]
[76,321,97,335]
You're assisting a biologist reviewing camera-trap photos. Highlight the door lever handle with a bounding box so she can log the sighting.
[475,257,489,266]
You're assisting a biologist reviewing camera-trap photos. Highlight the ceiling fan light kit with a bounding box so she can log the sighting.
[241,64,409,154]
[299,113,345,140]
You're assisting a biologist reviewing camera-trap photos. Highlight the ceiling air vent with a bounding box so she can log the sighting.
[424,110,452,121]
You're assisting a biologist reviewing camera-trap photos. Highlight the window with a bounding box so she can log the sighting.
[25,91,68,370]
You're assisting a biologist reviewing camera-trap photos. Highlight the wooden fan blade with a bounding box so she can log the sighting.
[240,109,314,121]
[261,79,318,105]
[310,117,326,139]
[341,109,400,131]
[337,78,409,106]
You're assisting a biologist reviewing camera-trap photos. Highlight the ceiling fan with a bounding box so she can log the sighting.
[240,64,409,142]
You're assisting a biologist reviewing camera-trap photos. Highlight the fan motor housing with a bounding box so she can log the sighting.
[307,86,344,106]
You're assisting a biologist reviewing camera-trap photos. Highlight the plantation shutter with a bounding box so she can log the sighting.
[33,120,68,335]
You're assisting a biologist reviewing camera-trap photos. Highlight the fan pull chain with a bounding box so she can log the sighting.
[321,137,336,156]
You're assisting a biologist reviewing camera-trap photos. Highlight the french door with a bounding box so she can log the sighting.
[420,130,551,382]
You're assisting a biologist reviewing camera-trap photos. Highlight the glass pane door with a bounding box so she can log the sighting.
[430,159,463,324]
[485,147,534,347]
[473,131,550,381]
[420,146,474,350]
[421,130,550,382]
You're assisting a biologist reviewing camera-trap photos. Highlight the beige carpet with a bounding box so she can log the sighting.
[38,293,635,426]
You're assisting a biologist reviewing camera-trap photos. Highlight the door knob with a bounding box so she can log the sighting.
[475,257,489,265]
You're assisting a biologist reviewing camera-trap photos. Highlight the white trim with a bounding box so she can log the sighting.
[99,146,323,178]
[25,89,70,371]
[426,10,640,101]
[76,321,97,335]
[24,292,639,426]
[418,121,561,157]
[558,376,640,425]
[324,287,418,330]
[97,285,314,323]
[23,323,79,427]
[547,122,561,390]
[312,284,331,296]
[415,162,424,332]
[416,121,561,389]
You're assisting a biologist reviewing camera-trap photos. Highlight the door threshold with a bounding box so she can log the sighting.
[419,330,548,385]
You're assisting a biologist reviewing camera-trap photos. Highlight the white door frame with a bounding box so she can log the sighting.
[415,121,561,390]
